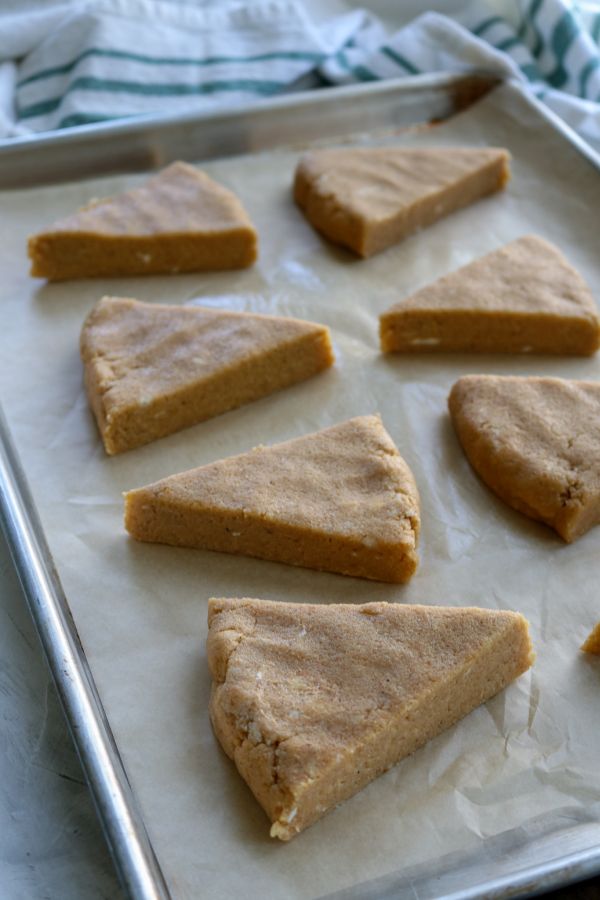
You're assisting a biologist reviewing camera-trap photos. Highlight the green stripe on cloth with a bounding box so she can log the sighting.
[58,112,130,128]
[579,57,600,97]
[17,76,285,119]
[495,17,537,68]
[547,9,580,88]
[380,46,419,74]
[17,47,324,89]
[496,36,522,52]
[520,62,541,80]
[334,49,377,81]
[527,0,546,58]
[16,96,60,118]
[351,64,378,81]
[515,16,529,42]
[472,16,504,37]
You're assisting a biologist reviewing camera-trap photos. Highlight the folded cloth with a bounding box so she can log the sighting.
[2,0,360,136]
[319,0,600,151]
[2,0,600,153]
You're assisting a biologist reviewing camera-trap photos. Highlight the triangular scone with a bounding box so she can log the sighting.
[28,161,257,280]
[449,375,600,542]
[207,597,534,840]
[380,236,600,355]
[81,296,334,455]
[581,623,600,654]
[294,146,510,258]
[124,415,420,582]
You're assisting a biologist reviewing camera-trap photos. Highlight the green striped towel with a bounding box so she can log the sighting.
[320,0,600,151]
[1,0,361,136]
[2,0,600,152]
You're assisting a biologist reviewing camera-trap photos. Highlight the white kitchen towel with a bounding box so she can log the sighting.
[1,0,362,136]
[320,0,600,151]
[2,0,600,150]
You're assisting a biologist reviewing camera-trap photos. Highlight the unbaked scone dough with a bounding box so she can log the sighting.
[294,146,510,257]
[380,235,599,355]
[449,375,600,542]
[125,415,420,582]
[28,161,257,280]
[207,596,534,840]
[81,296,334,454]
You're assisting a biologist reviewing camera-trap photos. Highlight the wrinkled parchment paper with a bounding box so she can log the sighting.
[1,83,599,899]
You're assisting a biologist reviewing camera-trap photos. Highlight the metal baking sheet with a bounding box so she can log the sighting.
[0,73,498,189]
[0,74,599,900]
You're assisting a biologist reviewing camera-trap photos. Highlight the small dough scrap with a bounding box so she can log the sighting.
[80,296,334,455]
[28,161,258,280]
[449,375,600,542]
[380,235,600,356]
[294,146,510,258]
[581,623,600,654]
[207,597,534,840]
[124,415,420,583]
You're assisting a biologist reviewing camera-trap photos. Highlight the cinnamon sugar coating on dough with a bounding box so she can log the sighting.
[28,161,258,280]
[380,235,600,355]
[81,295,333,454]
[125,415,420,582]
[207,597,534,840]
[294,146,510,258]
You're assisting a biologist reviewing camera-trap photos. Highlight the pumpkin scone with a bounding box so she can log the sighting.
[581,623,600,654]
[80,296,334,455]
[380,236,600,355]
[294,146,510,258]
[449,375,600,542]
[124,415,420,582]
[28,161,257,280]
[207,597,534,841]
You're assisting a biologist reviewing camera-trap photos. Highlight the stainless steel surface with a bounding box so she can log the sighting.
[0,72,599,900]
[323,808,600,899]
[0,524,123,899]
[0,72,498,188]
[0,406,170,900]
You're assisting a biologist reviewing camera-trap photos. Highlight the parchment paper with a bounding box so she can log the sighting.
[1,83,599,899]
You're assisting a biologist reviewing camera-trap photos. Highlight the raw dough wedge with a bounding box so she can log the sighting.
[294,146,510,258]
[581,623,600,654]
[28,161,257,280]
[207,597,534,841]
[81,296,334,455]
[380,235,600,355]
[449,375,600,542]
[124,415,420,582]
